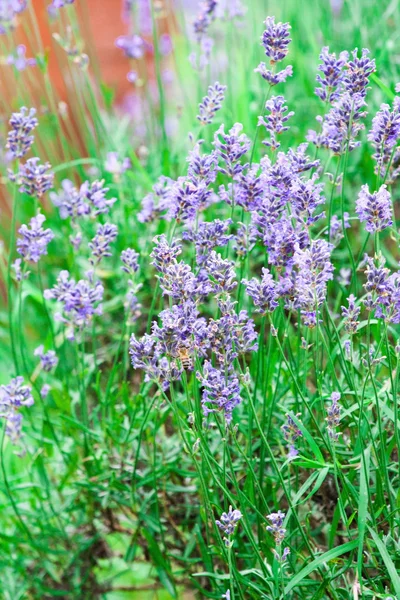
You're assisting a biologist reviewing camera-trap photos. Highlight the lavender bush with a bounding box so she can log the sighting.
[1,1,400,599]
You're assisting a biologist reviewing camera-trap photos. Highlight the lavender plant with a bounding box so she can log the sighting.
[2,1,400,599]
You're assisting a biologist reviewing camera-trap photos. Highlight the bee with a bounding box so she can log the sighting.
[176,346,193,371]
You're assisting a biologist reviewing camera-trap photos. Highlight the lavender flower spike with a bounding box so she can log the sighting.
[34,345,58,372]
[89,223,118,265]
[242,267,279,314]
[215,505,242,545]
[7,107,38,159]
[356,184,393,233]
[255,16,293,85]
[17,214,54,263]
[342,48,376,98]
[260,16,291,63]
[0,376,34,412]
[266,510,286,544]
[9,157,54,197]
[315,46,349,103]
[121,248,140,275]
[197,82,227,125]
[258,96,294,151]
[326,392,341,440]
[368,98,400,176]
[197,361,241,423]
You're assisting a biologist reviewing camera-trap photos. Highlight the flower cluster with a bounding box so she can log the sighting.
[89,223,118,266]
[326,392,341,441]
[266,510,290,562]
[44,271,104,341]
[258,95,294,151]
[0,377,34,444]
[7,107,38,159]
[215,506,242,546]
[368,97,400,177]
[51,179,116,220]
[0,1,27,35]
[356,184,392,233]
[197,81,227,126]
[9,157,54,197]
[34,345,58,372]
[282,413,302,458]
[255,16,293,85]
[17,214,54,263]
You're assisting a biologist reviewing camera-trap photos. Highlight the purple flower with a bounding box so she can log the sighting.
[130,301,208,389]
[215,506,242,543]
[115,34,146,59]
[50,179,89,220]
[40,384,51,399]
[254,63,293,86]
[166,179,210,223]
[197,361,241,423]
[266,510,286,544]
[342,48,375,98]
[290,174,325,224]
[17,214,54,263]
[151,235,182,273]
[44,270,104,340]
[104,152,131,177]
[9,157,54,197]
[204,251,237,293]
[0,1,27,35]
[227,164,267,212]
[138,176,175,223]
[5,412,23,444]
[121,248,140,275]
[12,258,29,281]
[341,294,360,334]
[258,95,294,151]
[255,16,292,85]
[89,223,118,265]
[7,44,36,70]
[329,213,350,246]
[0,376,34,412]
[79,180,117,215]
[50,0,74,7]
[207,299,257,366]
[282,414,302,458]
[182,219,233,265]
[234,223,255,257]
[260,16,291,63]
[308,92,367,155]
[193,0,218,40]
[253,214,308,268]
[315,46,349,103]
[127,70,138,84]
[356,184,392,233]
[187,142,218,186]
[197,81,227,125]
[34,345,58,372]
[293,240,334,327]
[326,392,341,440]
[213,123,250,177]
[368,98,400,177]
[242,268,279,314]
[7,107,38,159]
[222,591,231,600]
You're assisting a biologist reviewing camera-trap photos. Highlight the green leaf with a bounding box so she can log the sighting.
[371,74,395,101]
[284,540,358,594]
[288,412,325,464]
[368,526,400,598]
[357,446,371,580]
[142,529,177,598]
